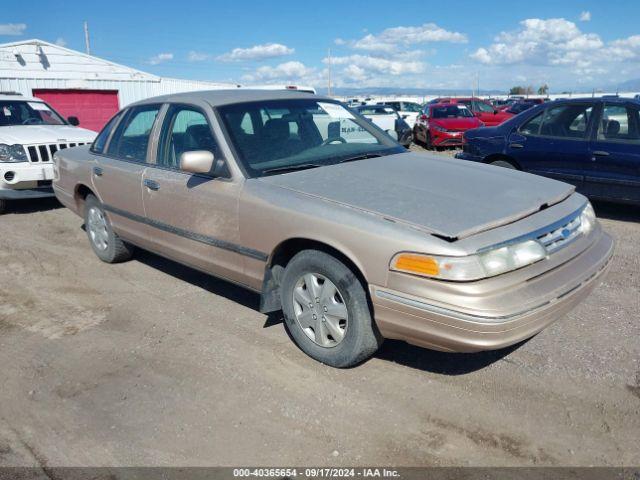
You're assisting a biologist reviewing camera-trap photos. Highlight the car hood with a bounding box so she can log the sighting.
[0,125,97,144]
[259,152,574,240]
[432,117,481,130]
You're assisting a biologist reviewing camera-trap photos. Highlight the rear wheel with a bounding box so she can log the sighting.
[490,159,517,169]
[280,250,382,368]
[84,194,133,263]
[0,199,7,215]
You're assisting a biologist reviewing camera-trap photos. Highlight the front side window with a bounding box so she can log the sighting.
[157,105,217,170]
[598,104,640,144]
[218,99,404,178]
[538,104,593,139]
[91,112,123,154]
[107,105,160,162]
[520,111,544,135]
[0,100,66,126]
[476,101,495,113]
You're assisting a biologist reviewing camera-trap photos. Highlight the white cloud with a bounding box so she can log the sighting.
[147,52,173,65]
[329,54,425,77]
[340,23,467,54]
[54,37,67,47]
[579,11,591,22]
[241,61,318,83]
[0,23,26,36]
[187,51,211,62]
[217,43,294,62]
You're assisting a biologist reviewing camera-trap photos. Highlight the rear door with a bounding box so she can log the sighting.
[93,104,161,244]
[141,103,246,284]
[506,102,596,192]
[587,102,640,203]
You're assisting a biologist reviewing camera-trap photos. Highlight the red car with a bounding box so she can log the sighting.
[429,97,514,126]
[413,103,484,149]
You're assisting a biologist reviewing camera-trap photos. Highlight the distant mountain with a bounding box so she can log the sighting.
[319,86,505,97]
[611,78,640,92]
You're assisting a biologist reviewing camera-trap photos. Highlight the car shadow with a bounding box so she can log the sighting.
[592,200,640,222]
[132,249,525,375]
[4,197,61,215]
[374,339,526,375]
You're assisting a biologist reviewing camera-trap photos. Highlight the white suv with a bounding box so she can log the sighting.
[0,94,96,213]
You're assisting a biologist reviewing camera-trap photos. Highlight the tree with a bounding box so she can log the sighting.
[538,84,549,95]
[509,86,526,95]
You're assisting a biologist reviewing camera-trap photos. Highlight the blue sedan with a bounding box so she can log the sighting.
[456,97,640,205]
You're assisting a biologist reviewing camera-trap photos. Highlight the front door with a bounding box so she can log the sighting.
[587,102,640,203]
[507,102,596,193]
[93,104,161,245]
[141,104,246,285]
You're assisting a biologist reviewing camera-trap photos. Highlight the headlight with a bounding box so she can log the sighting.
[0,143,27,163]
[391,239,547,281]
[579,202,596,235]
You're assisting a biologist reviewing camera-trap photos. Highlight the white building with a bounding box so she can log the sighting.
[0,39,238,131]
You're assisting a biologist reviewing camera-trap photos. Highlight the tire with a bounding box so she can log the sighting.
[425,132,433,150]
[84,194,133,263]
[490,159,517,169]
[412,127,421,146]
[280,250,382,368]
[0,199,7,215]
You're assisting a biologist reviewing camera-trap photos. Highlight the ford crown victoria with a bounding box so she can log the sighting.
[53,90,613,367]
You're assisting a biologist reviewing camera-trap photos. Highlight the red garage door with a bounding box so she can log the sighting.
[32,89,119,132]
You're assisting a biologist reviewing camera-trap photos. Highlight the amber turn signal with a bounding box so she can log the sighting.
[392,253,440,276]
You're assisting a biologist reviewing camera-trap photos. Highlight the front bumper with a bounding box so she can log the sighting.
[0,163,55,200]
[431,131,464,146]
[370,230,614,352]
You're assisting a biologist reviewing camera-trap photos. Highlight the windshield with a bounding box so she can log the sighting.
[0,100,67,126]
[357,106,396,116]
[218,99,405,178]
[431,105,473,119]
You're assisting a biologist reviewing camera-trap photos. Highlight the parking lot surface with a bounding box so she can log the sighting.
[1,154,639,467]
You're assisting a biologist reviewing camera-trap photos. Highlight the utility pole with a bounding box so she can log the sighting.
[327,48,332,97]
[84,21,91,55]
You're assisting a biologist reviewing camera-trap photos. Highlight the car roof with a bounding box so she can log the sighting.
[129,89,325,108]
[547,96,640,105]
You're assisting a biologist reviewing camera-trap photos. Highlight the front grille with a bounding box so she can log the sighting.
[537,212,582,253]
[25,142,87,162]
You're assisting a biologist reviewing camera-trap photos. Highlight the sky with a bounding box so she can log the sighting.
[2,0,640,93]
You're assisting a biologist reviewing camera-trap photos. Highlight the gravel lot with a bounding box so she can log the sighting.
[1,150,639,468]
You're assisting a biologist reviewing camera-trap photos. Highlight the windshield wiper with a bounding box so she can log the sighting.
[262,163,323,175]
[338,153,383,164]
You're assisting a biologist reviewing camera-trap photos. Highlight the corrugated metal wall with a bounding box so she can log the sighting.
[0,77,238,107]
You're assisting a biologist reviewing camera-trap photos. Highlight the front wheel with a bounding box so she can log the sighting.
[280,250,382,368]
[490,159,517,169]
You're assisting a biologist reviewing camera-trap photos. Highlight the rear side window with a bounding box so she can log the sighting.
[598,104,640,144]
[107,105,160,162]
[476,101,494,113]
[91,112,122,154]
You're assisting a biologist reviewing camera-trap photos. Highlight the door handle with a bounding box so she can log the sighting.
[509,143,524,149]
[93,167,103,177]
[592,151,610,157]
[144,179,160,191]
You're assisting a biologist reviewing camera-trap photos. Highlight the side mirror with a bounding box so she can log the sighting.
[386,130,399,141]
[401,114,409,119]
[493,110,499,115]
[180,150,215,174]
[68,116,80,126]
[419,114,427,121]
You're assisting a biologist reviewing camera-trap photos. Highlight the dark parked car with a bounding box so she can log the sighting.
[456,97,640,204]
[505,101,536,115]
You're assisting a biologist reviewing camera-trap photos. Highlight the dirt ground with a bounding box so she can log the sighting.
[1,154,639,467]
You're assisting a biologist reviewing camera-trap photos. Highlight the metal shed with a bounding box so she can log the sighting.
[0,39,238,131]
